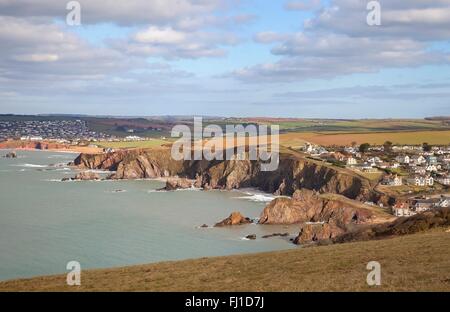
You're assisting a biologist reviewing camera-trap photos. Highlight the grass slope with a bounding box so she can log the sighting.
[1,230,449,292]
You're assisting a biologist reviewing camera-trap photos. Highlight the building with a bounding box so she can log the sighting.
[358,163,378,173]
[407,176,434,186]
[414,199,438,213]
[438,197,450,208]
[392,202,415,217]
[437,176,450,186]
[426,155,438,165]
[382,175,402,186]
[346,157,357,166]
[410,155,426,165]
[395,155,410,164]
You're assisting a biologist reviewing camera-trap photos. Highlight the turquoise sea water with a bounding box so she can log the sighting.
[0,150,297,281]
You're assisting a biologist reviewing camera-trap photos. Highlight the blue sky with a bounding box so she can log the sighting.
[0,0,450,118]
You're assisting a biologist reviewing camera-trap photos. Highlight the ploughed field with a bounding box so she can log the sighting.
[1,229,449,291]
[279,130,450,148]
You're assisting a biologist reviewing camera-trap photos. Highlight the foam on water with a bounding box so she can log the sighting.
[235,192,277,203]
[13,163,48,168]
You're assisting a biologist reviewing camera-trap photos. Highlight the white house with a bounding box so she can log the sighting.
[426,164,438,172]
[414,199,438,213]
[411,155,426,165]
[395,155,410,164]
[382,175,403,186]
[392,202,415,217]
[437,176,450,186]
[346,157,358,166]
[367,157,382,165]
[410,166,427,175]
[407,176,434,187]
[438,197,450,208]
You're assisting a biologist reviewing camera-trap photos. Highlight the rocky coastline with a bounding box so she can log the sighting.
[69,148,402,244]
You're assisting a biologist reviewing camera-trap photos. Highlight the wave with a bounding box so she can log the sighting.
[13,163,48,168]
[106,189,127,193]
[175,187,202,192]
[235,193,276,203]
[147,187,202,193]
[148,189,168,193]
[55,168,71,171]
[84,169,112,174]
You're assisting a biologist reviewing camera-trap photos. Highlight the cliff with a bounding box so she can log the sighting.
[331,207,450,244]
[0,140,68,150]
[73,149,376,201]
[259,189,374,226]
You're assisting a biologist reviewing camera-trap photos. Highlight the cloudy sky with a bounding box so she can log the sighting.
[0,0,450,118]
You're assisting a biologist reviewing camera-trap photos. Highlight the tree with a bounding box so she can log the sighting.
[422,142,432,152]
[359,143,370,153]
[351,141,357,148]
[383,141,393,152]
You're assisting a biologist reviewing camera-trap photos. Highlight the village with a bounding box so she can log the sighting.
[300,141,450,217]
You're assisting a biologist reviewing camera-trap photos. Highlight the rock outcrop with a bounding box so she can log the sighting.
[332,207,450,244]
[164,177,195,190]
[259,189,373,226]
[3,151,17,158]
[215,212,252,227]
[73,171,101,181]
[261,233,290,238]
[293,223,344,245]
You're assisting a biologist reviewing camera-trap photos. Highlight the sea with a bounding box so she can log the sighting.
[0,149,298,281]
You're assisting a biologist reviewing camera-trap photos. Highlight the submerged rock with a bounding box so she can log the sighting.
[73,171,101,181]
[3,151,17,158]
[164,177,196,191]
[245,234,256,240]
[215,212,252,227]
[261,232,290,239]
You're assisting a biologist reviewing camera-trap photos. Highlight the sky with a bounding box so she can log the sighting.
[0,0,450,118]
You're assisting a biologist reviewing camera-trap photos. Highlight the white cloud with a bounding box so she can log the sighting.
[232,0,450,82]
[134,27,186,44]
[0,0,228,26]
[114,26,239,59]
[13,53,59,62]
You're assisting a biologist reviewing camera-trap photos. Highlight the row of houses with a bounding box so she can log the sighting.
[393,197,450,217]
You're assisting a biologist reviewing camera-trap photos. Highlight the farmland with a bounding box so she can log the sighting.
[279,130,450,147]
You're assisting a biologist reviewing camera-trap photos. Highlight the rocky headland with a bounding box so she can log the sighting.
[72,148,380,201]
[71,148,397,244]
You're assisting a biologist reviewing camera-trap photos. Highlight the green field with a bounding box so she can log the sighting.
[97,139,171,149]
[280,130,450,147]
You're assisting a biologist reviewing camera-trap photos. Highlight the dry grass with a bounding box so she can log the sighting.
[1,230,449,292]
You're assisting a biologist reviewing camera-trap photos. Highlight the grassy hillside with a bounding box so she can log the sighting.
[1,229,449,292]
